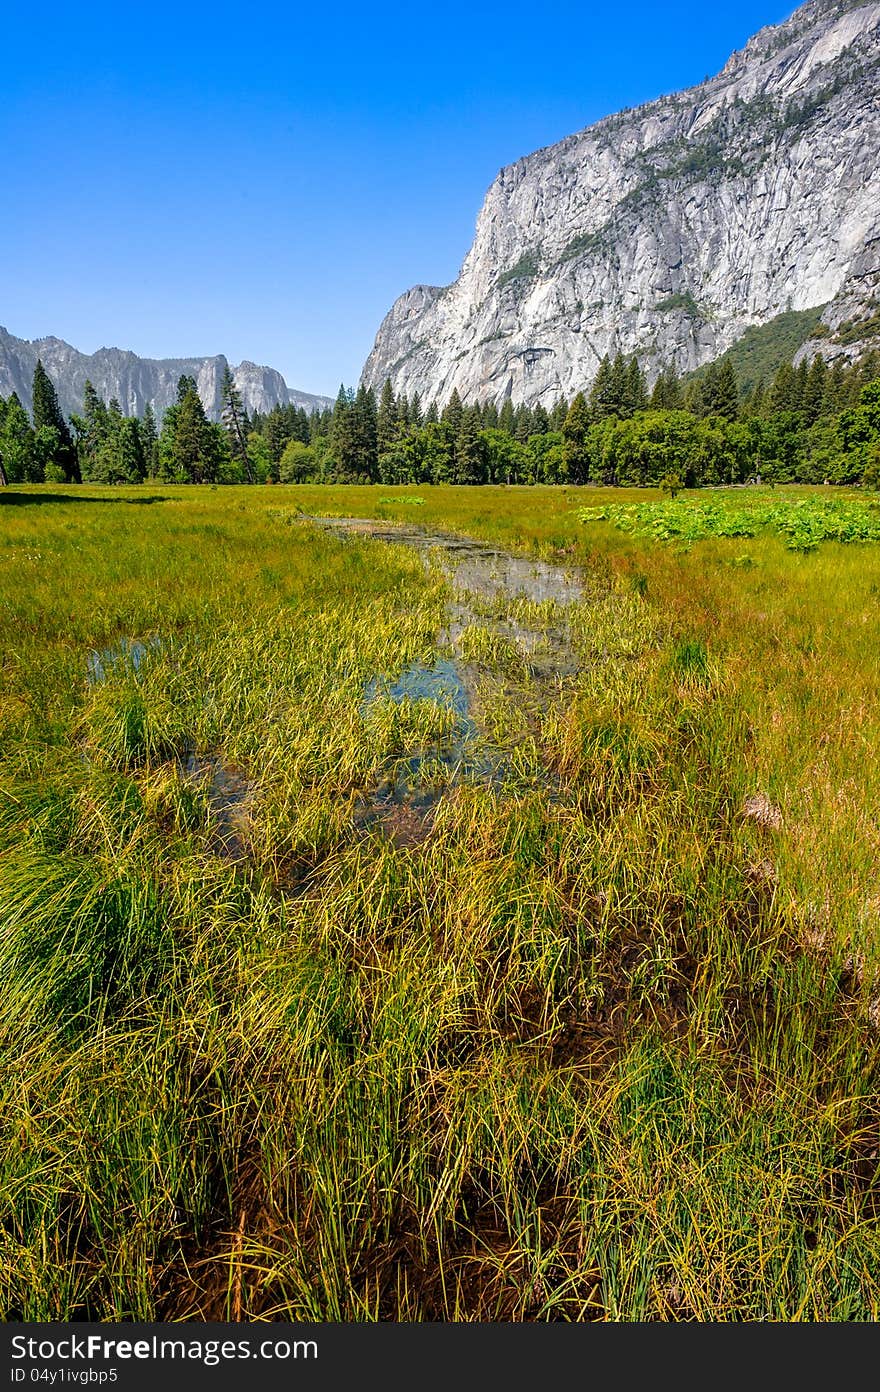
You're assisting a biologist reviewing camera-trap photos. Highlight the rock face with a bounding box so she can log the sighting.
[0,327,333,422]
[362,0,880,407]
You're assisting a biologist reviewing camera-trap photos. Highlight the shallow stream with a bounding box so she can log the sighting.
[318,518,585,843]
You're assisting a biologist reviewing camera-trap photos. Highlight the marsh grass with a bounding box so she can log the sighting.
[0,483,878,1320]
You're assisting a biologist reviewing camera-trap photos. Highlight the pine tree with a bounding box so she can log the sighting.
[157,404,179,479]
[860,350,880,387]
[0,392,38,482]
[832,360,850,406]
[377,379,397,453]
[118,418,146,482]
[531,403,550,435]
[702,360,739,420]
[172,386,216,482]
[442,389,464,438]
[549,396,568,431]
[514,404,533,442]
[107,398,124,442]
[698,362,720,418]
[455,408,485,484]
[141,403,159,476]
[81,380,110,451]
[770,362,798,414]
[424,399,439,425]
[723,361,741,419]
[329,385,359,479]
[265,407,291,464]
[352,384,378,479]
[625,355,648,415]
[498,397,515,436]
[72,380,110,479]
[748,379,767,417]
[589,355,615,419]
[562,392,592,484]
[794,358,810,412]
[650,365,683,411]
[222,365,253,481]
[410,391,423,430]
[32,360,79,481]
[608,353,630,417]
[803,355,827,424]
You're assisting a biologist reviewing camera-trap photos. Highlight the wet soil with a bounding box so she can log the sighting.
[182,750,253,862]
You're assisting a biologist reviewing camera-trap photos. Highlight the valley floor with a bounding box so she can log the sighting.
[1,483,879,1320]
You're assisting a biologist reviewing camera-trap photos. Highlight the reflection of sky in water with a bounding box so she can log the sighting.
[441,549,582,607]
[365,656,471,719]
[331,521,583,828]
[320,520,583,609]
[87,635,162,683]
[363,654,505,809]
[363,657,482,803]
[325,518,583,679]
[334,516,585,813]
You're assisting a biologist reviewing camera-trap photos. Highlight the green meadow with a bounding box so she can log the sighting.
[1,482,879,1320]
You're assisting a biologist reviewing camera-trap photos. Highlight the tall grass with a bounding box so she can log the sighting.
[0,483,878,1320]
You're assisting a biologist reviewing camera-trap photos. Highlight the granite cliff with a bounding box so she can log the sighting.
[363,0,880,406]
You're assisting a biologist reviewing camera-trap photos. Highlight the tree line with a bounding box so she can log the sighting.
[1,349,879,489]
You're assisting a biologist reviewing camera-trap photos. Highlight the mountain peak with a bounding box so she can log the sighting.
[0,329,334,421]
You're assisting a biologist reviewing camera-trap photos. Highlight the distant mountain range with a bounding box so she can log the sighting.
[0,326,334,422]
[363,0,880,406]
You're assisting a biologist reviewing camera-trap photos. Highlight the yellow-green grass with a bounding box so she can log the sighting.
[0,482,878,1321]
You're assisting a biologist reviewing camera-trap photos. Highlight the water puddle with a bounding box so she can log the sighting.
[442,545,582,608]
[87,635,163,684]
[365,655,473,724]
[359,654,504,843]
[318,518,583,845]
[182,750,253,863]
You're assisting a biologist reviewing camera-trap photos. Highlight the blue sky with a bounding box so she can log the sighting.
[2,0,794,396]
